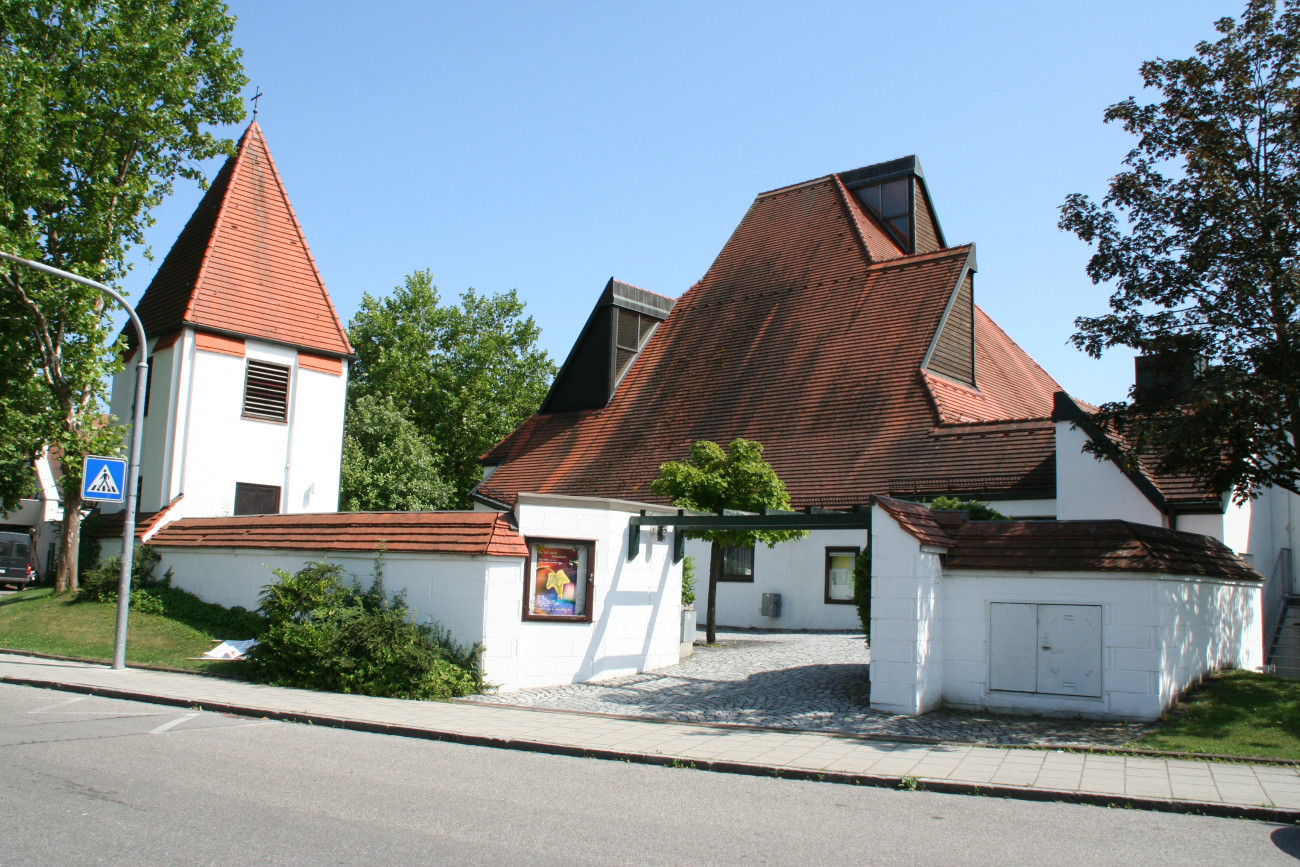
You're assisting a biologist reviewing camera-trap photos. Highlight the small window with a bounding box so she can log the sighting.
[854,178,912,248]
[613,307,657,384]
[719,544,754,582]
[233,482,281,516]
[143,354,155,417]
[242,359,290,422]
[524,539,594,622]
[825,547,859,604]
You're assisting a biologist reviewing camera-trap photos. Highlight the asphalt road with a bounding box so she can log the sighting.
[1,682,1297,866]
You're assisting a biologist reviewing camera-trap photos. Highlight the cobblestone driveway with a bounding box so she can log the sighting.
[462,630,1154,747]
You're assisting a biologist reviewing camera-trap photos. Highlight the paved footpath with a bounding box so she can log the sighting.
[465,631,1152,746]
[2,652,1298,822]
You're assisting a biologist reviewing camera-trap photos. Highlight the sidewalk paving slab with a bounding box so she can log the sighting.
[2,651,1298,824]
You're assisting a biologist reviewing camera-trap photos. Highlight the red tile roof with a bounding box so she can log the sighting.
[94,495,184,541]
[875,497,952,547]
[944,518,1259,581]
[480,164,1062,509]
[873,497,1258,581]
[148,511,527,558]
[131,123,352,357]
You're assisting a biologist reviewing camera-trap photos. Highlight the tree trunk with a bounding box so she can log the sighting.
[707,541,720,645]
[55,486,83,593]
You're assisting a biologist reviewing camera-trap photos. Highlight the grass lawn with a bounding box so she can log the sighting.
[1128,669,1300,761]
[0,587,260,675]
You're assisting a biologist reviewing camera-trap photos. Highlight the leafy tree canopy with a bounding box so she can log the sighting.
[346,269,556,508]
[339,393,452,512]
[651,438,805,644]
[0,0,247,589]
[651,438,806,548]
[1059,0,1300,501]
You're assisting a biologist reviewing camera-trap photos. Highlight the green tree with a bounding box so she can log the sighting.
[0,311,48,509]
[651,438,805,644]
[1059,0,1300,502]
[346,269,556,508]
[339,394,452,512]
[0,0,247,590]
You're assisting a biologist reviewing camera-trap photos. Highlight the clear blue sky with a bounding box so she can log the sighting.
[122,0,1234,406]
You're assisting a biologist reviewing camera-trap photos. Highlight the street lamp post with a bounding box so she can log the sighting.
[0,251,147,671]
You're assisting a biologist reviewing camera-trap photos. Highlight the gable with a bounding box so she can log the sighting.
[541,279,675,413]
[925,272,975,386]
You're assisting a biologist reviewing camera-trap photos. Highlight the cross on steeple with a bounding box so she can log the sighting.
[250,86,263,122]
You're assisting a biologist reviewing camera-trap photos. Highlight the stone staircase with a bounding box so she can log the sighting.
[1269,598,1300,679]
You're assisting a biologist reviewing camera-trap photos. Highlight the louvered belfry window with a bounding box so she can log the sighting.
[242,359,290,422]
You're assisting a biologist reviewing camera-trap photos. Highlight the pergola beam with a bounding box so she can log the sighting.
[628,506,872,561]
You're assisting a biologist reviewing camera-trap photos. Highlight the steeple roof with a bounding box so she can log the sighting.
[132,122,353,357]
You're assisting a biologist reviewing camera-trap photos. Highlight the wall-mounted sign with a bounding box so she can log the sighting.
[526,539,592,621]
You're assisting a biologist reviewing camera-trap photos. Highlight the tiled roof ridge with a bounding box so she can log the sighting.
[230,123,353,356]
[756,173,835,199]
[179,125,249,325]
[830,174,901,263]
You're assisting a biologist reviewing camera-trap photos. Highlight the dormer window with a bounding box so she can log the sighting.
[614,307,657,384]
[855,178,911,249]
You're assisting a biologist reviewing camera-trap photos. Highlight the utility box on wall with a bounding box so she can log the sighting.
[761,593,782,617]
[989,602,1102,697]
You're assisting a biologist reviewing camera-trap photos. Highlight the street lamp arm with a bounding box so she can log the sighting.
[0,250,147,671]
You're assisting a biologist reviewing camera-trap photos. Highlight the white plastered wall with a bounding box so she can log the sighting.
[1055,422,1164,524]
[514,494,682,689]
[172,337,346,519]
[684,529,868,631]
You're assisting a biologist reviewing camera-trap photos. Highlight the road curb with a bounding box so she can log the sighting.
[5,673,1298,824]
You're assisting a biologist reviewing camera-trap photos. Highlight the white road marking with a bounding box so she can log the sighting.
[149,713,201,734]
[28,696,88,713]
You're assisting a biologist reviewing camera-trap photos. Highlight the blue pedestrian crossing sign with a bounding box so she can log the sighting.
[82,456,127,503]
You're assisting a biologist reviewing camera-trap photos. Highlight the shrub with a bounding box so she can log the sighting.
[246,559,483,700]
[853,543,871,640]
[926,496,1009,520]
[76,545,170,606]
[681,556,696,607]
